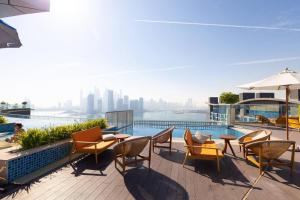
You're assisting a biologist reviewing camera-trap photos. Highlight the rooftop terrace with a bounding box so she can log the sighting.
[0,127,299,200]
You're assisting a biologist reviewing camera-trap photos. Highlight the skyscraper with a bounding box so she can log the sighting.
[138,97,144,112]
[116,98,124,111]
[123,95,129,110]
[103,89,114,112]
[87,93,95,114]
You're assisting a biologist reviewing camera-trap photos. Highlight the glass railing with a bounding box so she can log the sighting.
[105,110,133,129]
[0,104,30,110]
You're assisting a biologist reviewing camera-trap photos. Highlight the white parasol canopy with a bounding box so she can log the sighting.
[238,68,300,140]
[0,0,50,18]
[0,19,21,48]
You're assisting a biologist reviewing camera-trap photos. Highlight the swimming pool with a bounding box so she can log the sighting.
[121,127,244,139]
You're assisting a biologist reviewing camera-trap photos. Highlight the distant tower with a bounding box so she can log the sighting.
[103,89,114,112]
[116,98,124,111]
[87,93,95,114]
[123,95,129,110]
[138,97,144,112]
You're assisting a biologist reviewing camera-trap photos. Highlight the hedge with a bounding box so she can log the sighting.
[19,118,108,150]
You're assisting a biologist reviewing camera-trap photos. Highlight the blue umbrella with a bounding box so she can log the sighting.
[0,20,22,48]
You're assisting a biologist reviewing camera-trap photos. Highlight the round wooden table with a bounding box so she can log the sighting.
[115,134,130,143]
[219,134,237,157]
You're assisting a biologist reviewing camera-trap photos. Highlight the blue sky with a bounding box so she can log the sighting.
[1,0,300,107]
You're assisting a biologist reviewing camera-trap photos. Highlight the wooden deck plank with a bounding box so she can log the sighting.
[0,139,299,200]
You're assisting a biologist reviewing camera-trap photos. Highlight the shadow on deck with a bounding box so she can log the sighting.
[0,142,299,200]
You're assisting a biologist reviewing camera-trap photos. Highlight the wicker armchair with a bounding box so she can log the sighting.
[245,140,296,175]
[238,129,271,158]
[152,126,175,154]
[113,136,152,174]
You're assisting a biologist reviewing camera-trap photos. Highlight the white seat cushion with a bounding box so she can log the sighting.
[102,134,116,141]
[252,132,266,140]
[192,131,210,144]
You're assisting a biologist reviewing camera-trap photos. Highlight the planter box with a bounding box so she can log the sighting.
[0,123,15,133]
[0,139,72,183]
[0,126,117,184]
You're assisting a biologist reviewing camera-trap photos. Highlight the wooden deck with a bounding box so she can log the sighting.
[1,128,300,200]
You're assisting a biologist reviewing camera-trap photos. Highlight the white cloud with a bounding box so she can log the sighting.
[231,56,300,65]
[90,65,194,79]
[135,19,300,32]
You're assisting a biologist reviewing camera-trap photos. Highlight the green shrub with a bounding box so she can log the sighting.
[19,118,108,150]
[0,115,8,124]
[19,128,49,150]
[220,92,239,104]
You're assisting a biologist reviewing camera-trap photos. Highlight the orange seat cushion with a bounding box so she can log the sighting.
[79,140,116,153]
[244,137,253,143]
[191,143,223,158]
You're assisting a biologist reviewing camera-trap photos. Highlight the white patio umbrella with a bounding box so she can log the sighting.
[238,68,300,140]
[0,0,50,18]
[0,19,21,48]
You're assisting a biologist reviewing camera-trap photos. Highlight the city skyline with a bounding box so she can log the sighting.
[1,0,300,107]
[54,88,201,112]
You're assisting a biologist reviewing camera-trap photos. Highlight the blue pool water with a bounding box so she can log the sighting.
[121,127,244,139]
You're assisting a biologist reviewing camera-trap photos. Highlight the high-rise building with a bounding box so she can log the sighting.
[129,99,139,112]
[103,89,114,112]
[116,98,124,111]
[138,97,144,112]
[123,95,129,110]
[87,93,95,114]
[96,99,102,113]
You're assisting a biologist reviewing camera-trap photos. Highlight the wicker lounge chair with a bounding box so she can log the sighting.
[152,126,175,154]
[245,140,296,175]
[288,117,300,129]
[238,129,271,158]
[70,127,117,163]
[113,136,152,174]
[183,129,224,172]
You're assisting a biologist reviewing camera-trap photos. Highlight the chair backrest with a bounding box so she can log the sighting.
[239,129,271,143]
[152,126,175,143]
[114,136,151,157]
[71,127,103,149]
[246,140,295,160]
[276,116,286,125]
[183,129,195,153]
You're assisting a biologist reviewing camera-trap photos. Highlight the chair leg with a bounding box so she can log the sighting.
[183,154,187,167]
[259,147,263,175]
[216,158,220,173]
[95,153,98,164]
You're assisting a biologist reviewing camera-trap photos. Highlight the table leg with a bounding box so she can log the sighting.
[223,140,228,154]
[228,141,236,157]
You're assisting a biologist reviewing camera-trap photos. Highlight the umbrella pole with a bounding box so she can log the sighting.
[286,86,290,140]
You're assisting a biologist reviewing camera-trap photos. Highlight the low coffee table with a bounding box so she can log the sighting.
[115,134,130,143]
[219,134,237,157]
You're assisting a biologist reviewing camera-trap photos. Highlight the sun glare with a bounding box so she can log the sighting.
[50,0,89,20]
